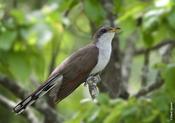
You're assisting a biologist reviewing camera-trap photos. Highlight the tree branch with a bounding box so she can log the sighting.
[134,39,175,97]
[134,40,175,55]
[0,76,62,123]
[0,76,27,99]
[135,73,164,98]
[35,100,62,123]
[0,94,40,123]
[96,0,124,99]
[141,50,150,87]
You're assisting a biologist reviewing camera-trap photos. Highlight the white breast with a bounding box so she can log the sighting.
[90,32,115,75]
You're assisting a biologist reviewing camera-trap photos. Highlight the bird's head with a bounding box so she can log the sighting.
[93,26,120,45]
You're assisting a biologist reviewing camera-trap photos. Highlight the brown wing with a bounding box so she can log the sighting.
[50,43,99,102]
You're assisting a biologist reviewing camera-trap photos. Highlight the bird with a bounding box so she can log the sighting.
[13,26,120,114]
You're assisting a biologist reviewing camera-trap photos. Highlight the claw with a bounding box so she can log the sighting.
[88,85,99,99]
[84,74,101,99]
[84,82,88,87]
[85,75,101,85]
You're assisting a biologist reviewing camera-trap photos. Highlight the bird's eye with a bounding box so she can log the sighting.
[100,29,107,33]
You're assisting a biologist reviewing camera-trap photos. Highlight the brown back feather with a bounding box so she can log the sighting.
[50,43,99,102]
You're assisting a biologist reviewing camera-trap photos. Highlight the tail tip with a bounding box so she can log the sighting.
[13,104,25,114]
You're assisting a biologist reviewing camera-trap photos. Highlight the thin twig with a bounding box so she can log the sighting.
[135,73,164,98]
[134,40,175,97]
[134,40,175,55]
[141,50,150,87]
[161,44,174,64]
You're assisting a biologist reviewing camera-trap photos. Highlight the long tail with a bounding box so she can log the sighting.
[13,75,63,114]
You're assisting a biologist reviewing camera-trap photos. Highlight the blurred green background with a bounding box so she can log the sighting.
[0,0,175,123]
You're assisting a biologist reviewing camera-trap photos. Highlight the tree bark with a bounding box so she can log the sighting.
[96,0,129,99]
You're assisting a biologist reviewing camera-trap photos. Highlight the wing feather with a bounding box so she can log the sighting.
[49,44,99,102]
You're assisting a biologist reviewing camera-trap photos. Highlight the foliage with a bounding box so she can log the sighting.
[65,93,171,123]
[0,0,175,123]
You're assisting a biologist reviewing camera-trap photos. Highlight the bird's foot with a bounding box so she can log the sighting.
[88,83,99,99]
[84,75,101,99]
[84,74,101,86]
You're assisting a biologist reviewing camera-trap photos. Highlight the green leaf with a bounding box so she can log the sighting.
[58,0,78,11]
[10,9,26,25]
[21,23,52,46]
[117,2,147,23]
[0,51,12,76]
[7,52,31,81]
[2,17,16,29]
[30,52,45,81]
[97,94,110,105]
[143,110,159,123]
[104,102,127,123]
[122,106,138,118]
[0,30,17,50]
[141,16,159,47]
[167,9,175,30]
[163,64,175,96]
[83,0,106,25]
[142,31,154,47]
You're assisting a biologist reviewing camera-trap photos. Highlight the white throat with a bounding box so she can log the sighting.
[90,32,115,74]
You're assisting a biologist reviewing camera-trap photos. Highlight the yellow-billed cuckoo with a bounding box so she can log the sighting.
[13,26,120,114]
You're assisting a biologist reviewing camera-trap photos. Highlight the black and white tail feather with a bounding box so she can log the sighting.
[13,75,63,114]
